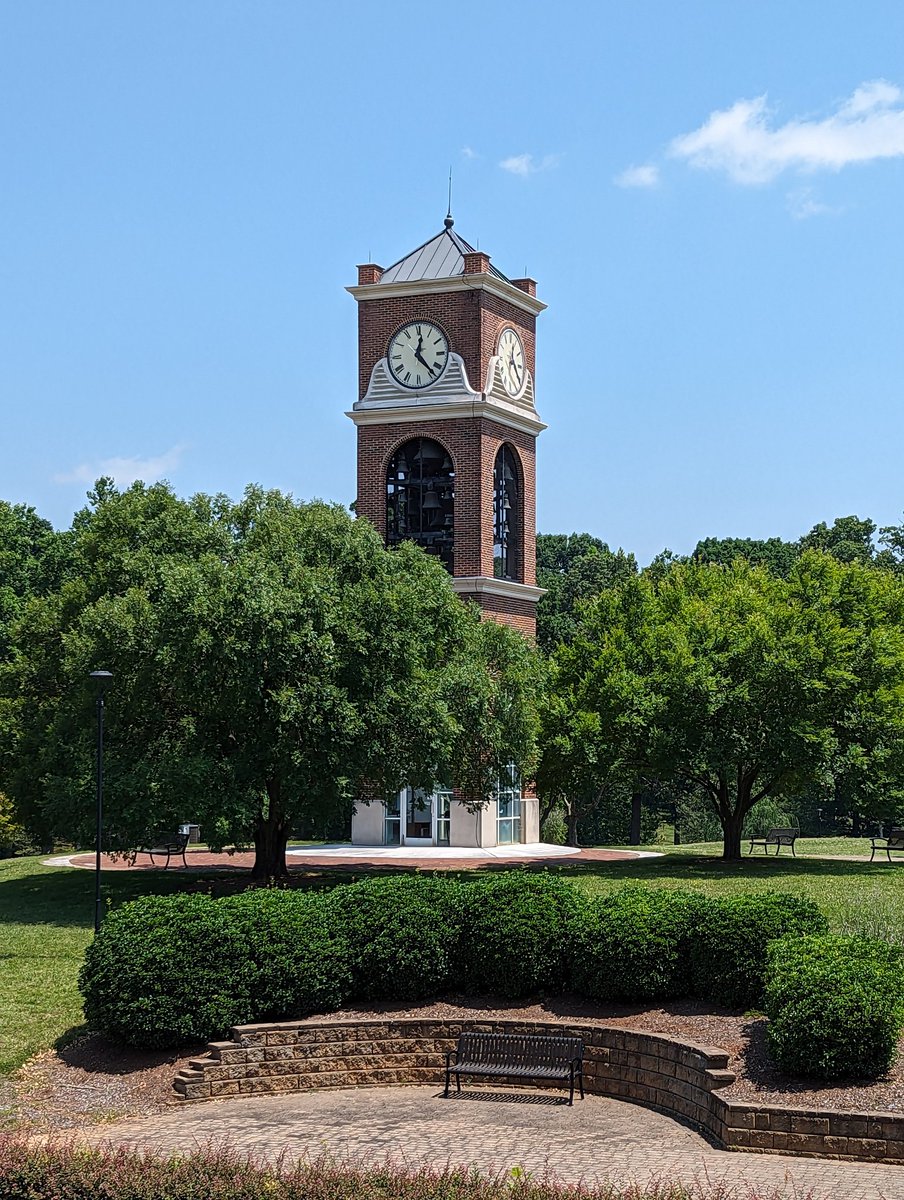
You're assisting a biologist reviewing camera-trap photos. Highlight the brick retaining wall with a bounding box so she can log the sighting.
[173,1018,904,1165]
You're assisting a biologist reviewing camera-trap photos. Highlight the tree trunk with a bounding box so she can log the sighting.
[251,781,291,880]
[629,792,642,845]
[852,810,862,838]
[566,803,580,848]
[721,809,746,860]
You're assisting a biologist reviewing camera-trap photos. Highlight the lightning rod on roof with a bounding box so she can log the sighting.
[445,166,454,229]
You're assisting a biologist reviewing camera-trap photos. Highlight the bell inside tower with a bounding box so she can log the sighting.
[385,437,455,572]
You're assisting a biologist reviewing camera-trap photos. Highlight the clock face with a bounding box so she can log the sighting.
[497,327,526,397]
[387,321,450,390]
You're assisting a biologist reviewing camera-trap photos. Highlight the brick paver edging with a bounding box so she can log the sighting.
[172,1016,904,1166]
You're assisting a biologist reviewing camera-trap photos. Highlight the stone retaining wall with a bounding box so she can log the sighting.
[173,1018,904,1165]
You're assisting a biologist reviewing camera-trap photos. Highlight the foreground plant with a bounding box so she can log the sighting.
[0,1139,814,1200]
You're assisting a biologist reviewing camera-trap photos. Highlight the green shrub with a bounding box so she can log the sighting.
[573,887,711,1003]
[459,871,586,998]
[328,875,463,1001]
[79,894,253,1047]
[765,934,904,1079]
[223,889,351,1020]
[689,890,828,1009]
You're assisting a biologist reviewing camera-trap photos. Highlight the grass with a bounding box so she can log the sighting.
[2,837,904,1078]
[557,839,904,942]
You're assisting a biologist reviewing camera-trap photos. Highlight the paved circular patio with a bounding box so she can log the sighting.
[50,843,658,872]
[81,1085,902,1198]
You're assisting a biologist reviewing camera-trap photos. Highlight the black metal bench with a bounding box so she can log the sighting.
[870,828,904,862]
[136,831,190,869]
[748,826,799,856]
[444,1031,585,1105]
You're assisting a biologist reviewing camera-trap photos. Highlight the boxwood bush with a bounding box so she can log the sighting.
[764,934,904,1079]
[79,893,254,1048]
[222,889,351,1020]
[458,871,587,998]
[689,891,829,1009]
[327,874,464,1001]
[81,875,844,1061]
[573,887,711,1003]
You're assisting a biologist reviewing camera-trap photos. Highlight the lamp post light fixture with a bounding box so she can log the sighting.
[89,670,113,933]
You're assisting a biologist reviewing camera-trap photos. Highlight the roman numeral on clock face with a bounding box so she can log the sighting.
[387,321,450,389]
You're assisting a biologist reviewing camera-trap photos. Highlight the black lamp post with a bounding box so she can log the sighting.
[89,670,113,933]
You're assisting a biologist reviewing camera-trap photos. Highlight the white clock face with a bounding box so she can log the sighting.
[387,321,449,390]
[497,327,526,397]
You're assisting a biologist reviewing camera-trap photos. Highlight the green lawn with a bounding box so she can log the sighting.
[558,839,904,943]
[0,855,238,1076]
[2,840,903,1078]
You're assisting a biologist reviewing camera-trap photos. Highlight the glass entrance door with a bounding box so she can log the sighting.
[404,787,433,844]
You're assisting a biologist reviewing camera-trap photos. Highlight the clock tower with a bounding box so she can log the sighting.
[347,216,546,636]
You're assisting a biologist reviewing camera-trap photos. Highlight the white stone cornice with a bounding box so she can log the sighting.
[346,273,546,316]
[347,397,547,438]
[451,577,547,602]
[349,354,546,437]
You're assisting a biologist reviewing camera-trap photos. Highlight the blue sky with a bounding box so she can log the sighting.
[2,2,904,565]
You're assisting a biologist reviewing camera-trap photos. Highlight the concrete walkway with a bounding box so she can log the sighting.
[48,844,655,873]
[80,1086,904,1199]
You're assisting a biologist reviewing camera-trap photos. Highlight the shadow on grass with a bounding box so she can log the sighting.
[0,861,348,930]
[0,849,899,931]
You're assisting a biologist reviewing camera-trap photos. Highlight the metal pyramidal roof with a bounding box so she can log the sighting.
[378,224,510,285]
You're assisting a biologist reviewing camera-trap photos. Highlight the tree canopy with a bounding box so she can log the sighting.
[536,533,637,653]
[2,482,542,876]
[549,553,904,858]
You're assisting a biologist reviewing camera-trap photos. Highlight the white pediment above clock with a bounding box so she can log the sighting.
[484,356,536,412]
[350,352,546,436]
[358,353,479,406]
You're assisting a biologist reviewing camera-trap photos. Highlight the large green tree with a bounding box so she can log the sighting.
[550,553,904,859]
[536,533,637,653]
[3,482,541,877]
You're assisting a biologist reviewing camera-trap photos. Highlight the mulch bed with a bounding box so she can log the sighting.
[4,997,904,1133]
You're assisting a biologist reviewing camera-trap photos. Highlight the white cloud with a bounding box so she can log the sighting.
[461,145,478,159]
[499,153,559,177]
[55,444,186,487]
[670,79,904,184]
[786,187,843,220]
[614,163,660,188]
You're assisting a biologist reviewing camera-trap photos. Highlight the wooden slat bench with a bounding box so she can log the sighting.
[870,828,904,862]
[748,827,799,857]
[444,1031,585,1105]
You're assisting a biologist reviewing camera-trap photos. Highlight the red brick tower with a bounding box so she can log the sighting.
[347,217,546,636]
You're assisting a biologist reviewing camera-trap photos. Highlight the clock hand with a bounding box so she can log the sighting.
[414,346,435,374]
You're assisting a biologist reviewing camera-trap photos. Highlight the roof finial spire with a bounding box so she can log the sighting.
[444,166,454,229]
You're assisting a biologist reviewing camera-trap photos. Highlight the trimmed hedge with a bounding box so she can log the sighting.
[80,893,254,1048]
[688,891,829,1010]
[458,872,586,998]
[764,934,904,1079]
[223,890,352,1020]
[80,875,834,1069]
[328,875,464,1000]
[573,887,709,1003]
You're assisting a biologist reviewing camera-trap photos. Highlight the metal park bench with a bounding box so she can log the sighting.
[444,1031,585,1105]
[870,828,904,863]
[748,827,799,857]
[136,831,190,869]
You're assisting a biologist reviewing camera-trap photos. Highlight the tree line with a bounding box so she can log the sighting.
[3,488,904,867]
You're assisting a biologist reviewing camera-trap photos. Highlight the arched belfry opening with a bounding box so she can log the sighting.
[493,443,521,582]
[386,437,455,572]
